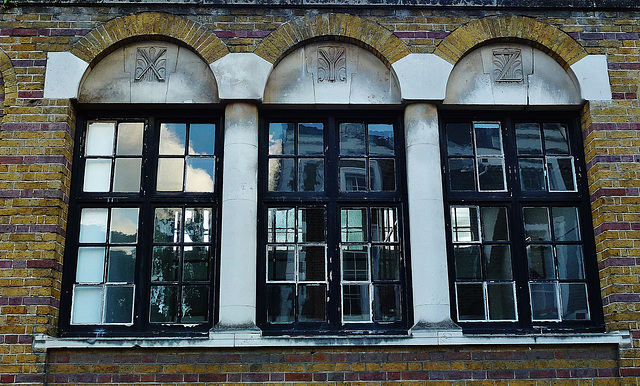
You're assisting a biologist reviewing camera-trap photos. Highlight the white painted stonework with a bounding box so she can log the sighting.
[210,53,272,100]
[43,52,89,99]
[392,54,453,101]
[570,55,613,101]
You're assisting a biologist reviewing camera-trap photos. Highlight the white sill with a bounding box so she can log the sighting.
[34,329,631,350]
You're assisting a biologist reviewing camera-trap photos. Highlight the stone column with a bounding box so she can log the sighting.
[404,103,458,330]
[217,103,259,329]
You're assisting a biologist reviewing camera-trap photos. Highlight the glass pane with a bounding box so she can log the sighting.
[107,247,136,283]
[152,246,180,281]
[372,246,400,281]
[299,207,325,242]
[183,246,209,281]
[515,123,542,155]
[76,247,105,283]
[560,283,589,320]
[448,158,476,191]
[474,123,502,156]
[343,284,370,322]
[530,282,559,321]
[527,245,555,280]
[341,208,367,242]
[371,207,397,242]
[159,123,186,155]
[71,286,103,324]
[373,284,401,322]
[298,123,324,155]
[149,285,178,323]
[157,158,185,191]
[342,246,369,281]
[104,285,134,324]
[269,123,295,155]
[298,159,324,192]
[79,208,108,243]
[186,158,215,192]
[83,159,112,192]
[450,206,480,242]
[113,158,142,193]
[368,124,394,156]
[477,157,505,191]
[454,245,481,280]
[188,123,215,155]
[544,123,569,155]
[116,122,144,155]
[267,284,294,323]
[456,283,485,320]
[547,157,576,191]
[109,208,139,244]
[446,123,473,156]
[182,285,208,323]
[154,208,181,243]
[484,245,512,280]
[481,207,508,241]
[553,207,581,242]
[268,158,295,192]
[519,158,546,191]
[86,122,115,156]
[299,246,325,281]
[340,123,366,156]
[369,159,395,191]
[556,245,585,280]
[523,207,551,241]
[268,208,295,243]
[184,208,212,243]
[267,246,295,281]
[298,284,326,322]
[339,159,367,192]
[487,283,516,320]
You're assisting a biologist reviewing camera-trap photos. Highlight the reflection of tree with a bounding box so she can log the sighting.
[151,247,179,281]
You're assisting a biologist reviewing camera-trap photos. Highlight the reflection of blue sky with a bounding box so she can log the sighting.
[160,124,186,155]
[189,124,215,155]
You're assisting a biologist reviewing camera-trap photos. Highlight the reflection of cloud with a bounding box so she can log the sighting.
[269,134,283,155]
[160,125,185,155]
[186,164,214,192]
[111,208,139,236]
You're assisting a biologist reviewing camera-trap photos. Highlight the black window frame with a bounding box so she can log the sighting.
[257,110,412,335]
[59,108,224,337]
[440,111,604,333]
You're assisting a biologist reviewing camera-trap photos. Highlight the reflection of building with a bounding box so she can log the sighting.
[1,1,639,383]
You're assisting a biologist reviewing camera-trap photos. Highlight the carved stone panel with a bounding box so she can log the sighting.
[492,48,524,83]
[134,47,167,82]
[317,46,347,83]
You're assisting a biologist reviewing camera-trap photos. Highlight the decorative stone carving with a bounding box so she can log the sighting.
[492,48,523,83]
[317,46,346,83]
[135,47,167,82]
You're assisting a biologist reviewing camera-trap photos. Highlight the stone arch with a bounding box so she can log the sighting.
[0,48,18,115]
[435,15,588,69]
[254,13,410,66]
[71,12,229,66]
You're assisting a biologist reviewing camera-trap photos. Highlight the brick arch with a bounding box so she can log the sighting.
[71,12,229,66]
[0,48,17,117]
[435,15,588,69]
[254,13,410,66]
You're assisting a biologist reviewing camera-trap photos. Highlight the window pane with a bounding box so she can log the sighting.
[184,208,212,243]
[454,245,481,280]
[373,284,401,322]
[477,157,505,191]
[183,246,209,281]
[519,158,546,191]
[267,284,295,323]
[113,158,142,193]
[189,124,215,155]
[487,282,516,320]
[339,159,367,192]
[71,286,103,324]
[154,208,182,243]
[104,285,134,324]
[299,246,325,281]
[298,284,326,322]
[107,247,136,283]
[76,247,105,283]
[83,159,112,192]
[86,122,115,156]
[342,246,369,281]
[474,123,502,156]
[448,158,475,191]
[182,285,208,323]
[185,158,214,192]
[268,158,295,192]
[298,159,324,192]
[79,208,108,243]
[553,207,581,241]
[149,285,178,323]
[151,246,180,281]
[267,246,295,281]
[268,208,295,243]
[269,123,295,155]
[523,207,551,241]
[299,207,325,242]
[527,245,555,280]
[372,246,400,281]
[544,123,569,155]
[341,208,367,242]
[446,123,473,156]
[515,123,542,155]
[116,122,143,155]
[340,123,366,156]
[481,207,508,241]
[484,245,512,280]
[159,123,186,155]
[560,283,589,320]
[371,207,398,242]
[298,123,324,155]
[530,282,559,321]
[343,284,370,322]
[157,158,185,191]
[368,124,394,156]
[451,206,480,242]
[547,157,576,191]
[369,159,395,191]
[109,208,139,244]
[556,245,585,280]
[456,283,485,320]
